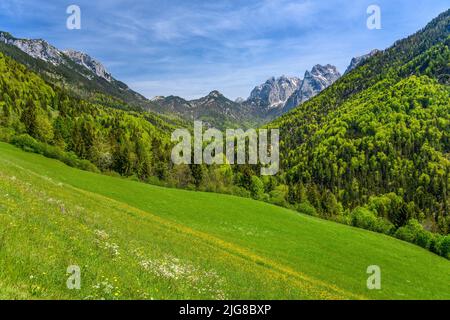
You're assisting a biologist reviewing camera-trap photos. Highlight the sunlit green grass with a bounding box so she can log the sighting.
[0,142,449,299]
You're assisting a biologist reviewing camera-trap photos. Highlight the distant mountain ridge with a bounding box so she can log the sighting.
[63,49,113,82]
[155,64,343,126]
[0,31,164,113]
[0,31,64,65]
[0,31,112,81]
[0,30,377,128]
[345,49,381,74]
[153,90,255,128]
[247,75,301,111]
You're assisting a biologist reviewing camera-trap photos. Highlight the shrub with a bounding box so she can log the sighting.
[349,207,395,235]
[415,229,434,249]
[250,176,265,200]
[231,186,251,198]
[11,134,38,149]
[375,218,395,235]
[350,207,378,230]
[440,235,450,259]
[0,127,14,142]
[269,185,289,207]
[395,219,422,243]
[10,134,99,173]
[323,191,343,217]
[429,235,444,256]
[394,219,441,251]
[296,202,317,216]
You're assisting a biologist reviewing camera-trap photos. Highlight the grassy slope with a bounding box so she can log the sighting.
[0,142,449,299]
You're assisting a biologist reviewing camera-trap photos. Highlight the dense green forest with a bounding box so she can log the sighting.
[266,10,450,256]
[0,51,174,180]
[0,10,449,259]
[0,51,250,195]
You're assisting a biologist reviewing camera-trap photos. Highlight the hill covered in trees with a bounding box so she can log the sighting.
[0,10,449,260]
[267,10,450,250]
[0,50,252,197]
[1,142,449,299]
[0,51,177,181]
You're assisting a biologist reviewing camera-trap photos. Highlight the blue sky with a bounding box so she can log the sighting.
[0,1,448,100]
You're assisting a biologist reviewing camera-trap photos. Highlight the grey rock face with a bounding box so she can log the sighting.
[63,49,112,82]
[154,65,341,123]
[157,89,265,129]
[283,64,341,112]
[0,32,63,65]
[345,49,380,74]
[247,76,301,111]
[0,31,113,82]
[0,30,343,124]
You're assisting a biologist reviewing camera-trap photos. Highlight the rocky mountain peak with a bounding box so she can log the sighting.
[345,49,380,74]
[0,31,14,41]
[152,96,165,102]
[248,76,301,110]
[63,49,112,82]
[283,64,341,112]
[0,32,63,65]
[0,31,115,82]
[207,90,223,98]
[310,64,340,77]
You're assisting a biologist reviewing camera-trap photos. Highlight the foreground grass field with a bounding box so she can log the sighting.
[0,142,449,299]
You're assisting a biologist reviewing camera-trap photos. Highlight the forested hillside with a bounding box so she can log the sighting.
[0,51,176,180]
[0,51,250,196]
[0,10,449,260]
[1,142,449,299]
[266,10,450,248]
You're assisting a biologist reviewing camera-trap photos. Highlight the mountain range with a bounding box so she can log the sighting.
[152,90,255,128]
[246,75,301,111]
[271,8,450,234]
[0,8,448,263]
[154,63,345,127]
[0,32,112,82]
[0,31,161,114]
[282,64,341,112]
[0,30,374,128]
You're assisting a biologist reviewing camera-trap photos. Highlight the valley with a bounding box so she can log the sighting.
[0,5,449,301]
[0,142,448,299]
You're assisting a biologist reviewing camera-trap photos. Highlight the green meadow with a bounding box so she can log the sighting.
[0,142,448,299]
